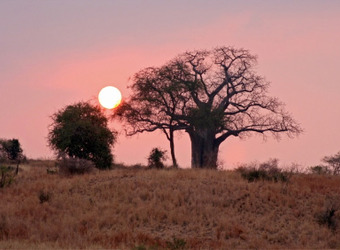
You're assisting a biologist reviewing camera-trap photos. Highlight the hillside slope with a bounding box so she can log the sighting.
[0,164,339,249]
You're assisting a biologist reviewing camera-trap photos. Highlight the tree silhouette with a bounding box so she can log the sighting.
[0,138,24,174]
[48,101,116,169]
[115,46,302,168]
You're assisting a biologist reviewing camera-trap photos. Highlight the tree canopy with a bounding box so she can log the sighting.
[0,138,24,162]
[48,101,116,169]
[115,46,302,168]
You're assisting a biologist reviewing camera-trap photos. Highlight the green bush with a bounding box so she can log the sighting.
[48,101,116,169]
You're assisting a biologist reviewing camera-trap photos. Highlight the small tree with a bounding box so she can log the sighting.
[322,151,340,175]
[0,138,24,174]
[148,148,167,169]
[48,101,116,169]
[0,139,23,161]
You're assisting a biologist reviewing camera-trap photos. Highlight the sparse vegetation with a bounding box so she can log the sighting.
[315,196,340,231]
[309,165,330,175]
[57,155,95,175]
[0,166,15,188]
[1,163,340,249]
[237,159,291,183]
[322,151,340,175]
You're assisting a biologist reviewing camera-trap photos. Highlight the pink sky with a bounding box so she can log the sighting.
[1,1,339,169]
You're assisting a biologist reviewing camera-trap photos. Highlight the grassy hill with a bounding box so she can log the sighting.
[0,162,339,249]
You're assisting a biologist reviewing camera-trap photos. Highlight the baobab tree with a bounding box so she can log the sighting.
[115,46,302,168]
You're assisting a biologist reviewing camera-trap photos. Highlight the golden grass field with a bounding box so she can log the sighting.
[1,161,340,249]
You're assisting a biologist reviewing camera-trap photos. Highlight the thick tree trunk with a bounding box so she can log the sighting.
[189,129,219,169]
[169,128,178,168]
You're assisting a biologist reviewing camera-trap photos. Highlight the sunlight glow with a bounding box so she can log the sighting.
[98,86,122,109]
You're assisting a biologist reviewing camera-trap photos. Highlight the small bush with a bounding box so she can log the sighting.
[0,166,15,188]
[57,156,95,175]
[322,151,340,175]
[316,197,339,231]
[38,190,51,204]
[237,159,290,183]
[147,148,167,169]
[309,165,330,175]
[166,237,186,250]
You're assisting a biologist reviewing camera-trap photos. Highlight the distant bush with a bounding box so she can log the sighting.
[322,151,340,175]
[57,156,95,175]
[147,148,167,169]
[237,159,291,183]
[309,165,330,175]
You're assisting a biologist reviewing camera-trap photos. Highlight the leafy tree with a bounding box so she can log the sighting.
[115,46,301,168]
[322,151,340,175]
[0,139,23,162]
[48,101,116,169]
[0,138,24,175]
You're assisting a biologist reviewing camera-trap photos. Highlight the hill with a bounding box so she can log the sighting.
[0,162,340,249]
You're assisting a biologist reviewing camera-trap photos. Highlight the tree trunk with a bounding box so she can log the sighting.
[169,128,178,168]
[189,129,219,169]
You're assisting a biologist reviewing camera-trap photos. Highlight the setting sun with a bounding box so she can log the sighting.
[98,86,122,109]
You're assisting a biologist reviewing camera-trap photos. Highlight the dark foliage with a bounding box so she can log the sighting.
[322,151,340,175]
[316,197,339,231]
[38,190,51,204]
[309,165,330,175]
[0,139,23,162]
[237,159,290,183]
[48,101,116,169]
[147,148,167,169]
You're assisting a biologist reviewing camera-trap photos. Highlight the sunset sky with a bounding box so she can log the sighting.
[1,1,339,168]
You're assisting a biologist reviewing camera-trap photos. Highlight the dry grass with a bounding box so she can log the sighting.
[1,162,340,249]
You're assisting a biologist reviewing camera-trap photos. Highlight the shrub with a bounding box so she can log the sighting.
[166,237,186,250]
[316,197,339,231]
[0,166,15,188]
[237,159,290,183]
[322,151,340,175]
[309,165,330,175]
[57,156,95,175]
[38,190,51,204]
[147,148,167,169]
